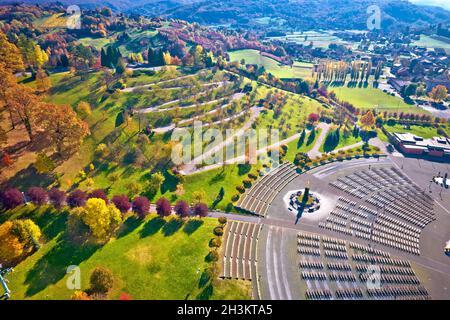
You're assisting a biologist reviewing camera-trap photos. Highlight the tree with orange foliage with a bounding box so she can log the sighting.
[0,63,20,129]
[360,110,375,130]
[6,84,39,141]
[34,103,90,156]
[71,291,91,300]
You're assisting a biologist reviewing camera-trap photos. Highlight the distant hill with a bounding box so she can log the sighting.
[2,0,449,30]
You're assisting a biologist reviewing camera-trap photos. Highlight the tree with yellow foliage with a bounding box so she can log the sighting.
[76,101,92,119]
[0,219,41,264]
[72,198,122,240]
[163,51,172,65]
[0,221,24,263]
[0,32,24,72]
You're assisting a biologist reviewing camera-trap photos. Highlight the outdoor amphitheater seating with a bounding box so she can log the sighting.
[235,162,299,216]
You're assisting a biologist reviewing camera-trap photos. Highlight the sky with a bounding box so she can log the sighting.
[409,0,450,11]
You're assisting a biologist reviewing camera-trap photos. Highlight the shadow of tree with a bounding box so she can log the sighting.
[196,283,213,300]
[162,218,183,236]
[139,216,166,238]
[24,237,100,297]
[183,219,204,235]
[198,270,211,289]
[161,170,179,194]
[3,165,54,190]
[118,215,142,238]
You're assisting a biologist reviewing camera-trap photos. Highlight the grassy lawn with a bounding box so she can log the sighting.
[319,127,362,153]
[284,128,322,162]
[256,94,324,139]
[228,49,313,79]
[5,206,250,300]
[78,37,113,50]
[332,86,428,114]
[383,123,449,139]
[154,164,260,211]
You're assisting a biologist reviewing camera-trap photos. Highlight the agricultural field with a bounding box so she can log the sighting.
[228,49,313,79]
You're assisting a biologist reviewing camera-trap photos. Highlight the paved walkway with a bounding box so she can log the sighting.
[306,122,330,158]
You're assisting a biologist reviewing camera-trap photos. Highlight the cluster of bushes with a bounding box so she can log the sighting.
[295,146,382,173]
[207,217,227,265]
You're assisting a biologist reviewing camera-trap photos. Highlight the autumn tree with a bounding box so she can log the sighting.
[0,221,24,263]
[7,85,39,141]
[0,219,41,264]
[0,64,20,129]
[74,198,122,240]
[360,110,375,130]
[132,196,150,218]
[34,103,89,156]
[193,202,208,217]
[90,266,114,294]
[429,85,448,102]
[0,188,23,210]
[26,187,48,205]
[174,200,190,218]
[111,195,131,214]
[49,188,66,209]
[34,152,55,174]
[35,68,51,92]
[0,32,24,72]
[156,197,171,217]
[76,101,92,119]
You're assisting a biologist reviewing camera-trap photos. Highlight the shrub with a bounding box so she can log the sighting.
[48,189,66,209]
[231,194,240,202]
[193,202,208,217]
[156,197,171,216]
[236,185,245,193]
[174,200,190,218]
[213,226,224,236]
[0,188,23,210]
[206,250,219,262]
[26,187,48,206]
[90,267,114,294]
[88,189,108,203]
[67,189,87,208]
[132,196,150,218]
[111,195,131,214]
[243,179,252,188]
[218,216,227,225]
[209,237,222,248]
[248,173,257,180]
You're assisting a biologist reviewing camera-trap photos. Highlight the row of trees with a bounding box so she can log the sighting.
[0,187,209,220]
